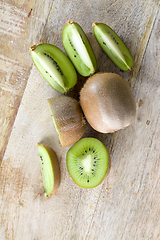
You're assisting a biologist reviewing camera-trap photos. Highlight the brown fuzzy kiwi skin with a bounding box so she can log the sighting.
[38,143,60,196]
[47,96,85,147]
[80,73,136,133]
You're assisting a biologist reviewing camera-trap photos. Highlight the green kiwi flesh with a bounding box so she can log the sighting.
[92,22,134,71]
[30,43,77,94]
[66,138,109,188]
[37,143,60,197]
[62,21,97,76]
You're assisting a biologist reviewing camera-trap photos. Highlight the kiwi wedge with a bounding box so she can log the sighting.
[47,96,85,147]
[62,21,97,76]
[30,43,77,94]
[66,138,109,188]
[37,143,60,197]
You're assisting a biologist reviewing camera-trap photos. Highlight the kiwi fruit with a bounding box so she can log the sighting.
[62,21,97,76]
[37,143,60,197]
[80,73,136,133]
[47,95,85,147]
[66,138,109,188]
[92,22,134,71]
[30,43,77,94]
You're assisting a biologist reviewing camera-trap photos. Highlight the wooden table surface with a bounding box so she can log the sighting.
[0,1,160,239]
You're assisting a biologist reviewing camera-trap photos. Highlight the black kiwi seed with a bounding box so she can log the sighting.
[69,39,73,47]
[106,30,119,44]
[43,54,64,76]
[69,39,78,54]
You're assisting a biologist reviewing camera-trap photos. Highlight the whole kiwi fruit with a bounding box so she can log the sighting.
[80,73,136,133]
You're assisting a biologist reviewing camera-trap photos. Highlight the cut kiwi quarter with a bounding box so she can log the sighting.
[47,95,85,147]
[92,22,134,71]
[62,21,97,76]
[30,43,77,94]
[37,143,60,197]
[66,138,109,188]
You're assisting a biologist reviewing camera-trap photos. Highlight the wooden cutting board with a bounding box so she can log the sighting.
[0,1,160,239]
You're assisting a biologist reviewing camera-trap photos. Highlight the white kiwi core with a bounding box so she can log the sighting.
[96,26,131,70]
[70,25,93,70]
[82,155,92,173]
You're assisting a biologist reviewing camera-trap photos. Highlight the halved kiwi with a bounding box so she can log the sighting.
[47,95,85,147]
[37,143,60,197]
[66,138,109,188]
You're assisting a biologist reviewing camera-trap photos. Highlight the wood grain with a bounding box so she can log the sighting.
[0,0,160,239]
[0,0,54,162]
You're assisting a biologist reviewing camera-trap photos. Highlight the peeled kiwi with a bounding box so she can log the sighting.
[62,21,97,76]
[66,138,109,188]
[80,73,136,133]
[30,43,77,94]
[47,95,85,147]
[37,143,60,197]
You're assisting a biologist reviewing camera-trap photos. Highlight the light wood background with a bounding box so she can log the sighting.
[0,1,160,239]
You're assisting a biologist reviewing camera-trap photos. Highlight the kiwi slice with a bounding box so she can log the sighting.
[66,138,109,188]
[37,143,60,197]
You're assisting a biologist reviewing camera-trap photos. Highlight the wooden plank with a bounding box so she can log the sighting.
[0,0,160,239]
[0,0,53,161]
